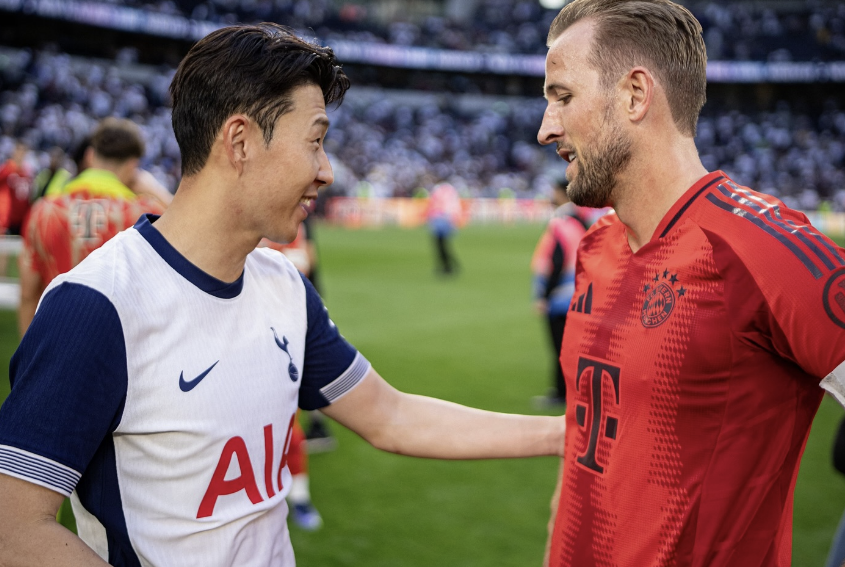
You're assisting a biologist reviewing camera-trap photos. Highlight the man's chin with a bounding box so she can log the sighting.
[569,181,610,209]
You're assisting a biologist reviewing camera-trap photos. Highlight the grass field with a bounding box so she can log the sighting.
[0,223,843,565]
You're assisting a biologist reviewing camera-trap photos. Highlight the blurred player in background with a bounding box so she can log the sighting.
[0,24,566,566]
[0,141,33,236]
[427,181,461,275]
[295,214,339,454]
[258,216,329,531]
[17,117,165,336]
[32,146,70,200]
[537,0,845,565]
[0,141,32,276]
[530,178,586,407]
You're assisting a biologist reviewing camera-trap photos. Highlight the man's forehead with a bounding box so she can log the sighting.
[544,19,598,91]
[548,19,596,65]
[288,84,329,123]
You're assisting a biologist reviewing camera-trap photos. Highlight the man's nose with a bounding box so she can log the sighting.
[537,106,563,146]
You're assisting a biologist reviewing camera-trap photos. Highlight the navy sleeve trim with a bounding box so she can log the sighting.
[320,352,371,403]
[0,445,80,496]
[298,273,363,410]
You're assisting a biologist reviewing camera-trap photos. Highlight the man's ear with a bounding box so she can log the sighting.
[623,66,655,124]
[221,115,250,175]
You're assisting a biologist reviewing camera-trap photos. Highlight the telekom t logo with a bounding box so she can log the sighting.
[574,357,621,475]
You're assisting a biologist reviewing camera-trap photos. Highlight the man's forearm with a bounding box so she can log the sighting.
[0,518,110,567]
[377,393,564,459]
[323,369,566,460]
[0,474,109,567]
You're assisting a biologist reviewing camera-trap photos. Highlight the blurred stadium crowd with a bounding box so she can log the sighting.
[80,0,845,61]
[1,43,844,211]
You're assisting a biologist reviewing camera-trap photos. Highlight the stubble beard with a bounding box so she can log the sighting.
[565,109,633,209]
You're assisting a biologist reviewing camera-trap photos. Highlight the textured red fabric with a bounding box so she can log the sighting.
[286,417,308,476]
[22,191,163,286]
[550,171,845,567]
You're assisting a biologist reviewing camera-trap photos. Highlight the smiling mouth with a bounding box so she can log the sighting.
[300,197,314,207]
[559,149,577,164]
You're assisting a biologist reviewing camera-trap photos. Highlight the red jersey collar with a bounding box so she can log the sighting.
[651,170,727,242]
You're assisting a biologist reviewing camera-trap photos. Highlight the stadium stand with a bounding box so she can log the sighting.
[0,0,842,208]
[0,45,843,210]
[8,0,844,61]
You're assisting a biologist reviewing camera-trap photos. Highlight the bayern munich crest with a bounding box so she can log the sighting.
[641,269,686,328]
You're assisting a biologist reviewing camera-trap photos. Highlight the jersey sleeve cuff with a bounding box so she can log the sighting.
[0,445,81,497]
[821,360,845,408]
[319,352,371,405]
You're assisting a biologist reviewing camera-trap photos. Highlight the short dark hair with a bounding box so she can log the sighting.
[170,23,351,176]
[548,0,706,137]
[72,135,92,170]
[91,118,145,162]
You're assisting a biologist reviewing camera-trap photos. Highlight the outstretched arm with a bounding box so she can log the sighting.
[321,367,565,459]
[0,474,109,566]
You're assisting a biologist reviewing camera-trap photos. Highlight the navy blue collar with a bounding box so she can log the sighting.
[134,214,244,299]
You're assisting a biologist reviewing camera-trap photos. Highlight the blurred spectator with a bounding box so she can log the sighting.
[18,117,165,335]
[530,178,586,408]
[37,0,845,61]
[32,146,70,200]
[0,141,32,235]
[427,182,462,275]
[0,47,842,210]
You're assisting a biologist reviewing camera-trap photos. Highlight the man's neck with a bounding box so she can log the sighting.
[613,140,707,253]
[152,176,259,284]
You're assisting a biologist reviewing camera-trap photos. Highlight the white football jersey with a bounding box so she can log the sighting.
[0,215,369,566]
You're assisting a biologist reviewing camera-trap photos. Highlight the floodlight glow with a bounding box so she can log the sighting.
[539,0,567,9]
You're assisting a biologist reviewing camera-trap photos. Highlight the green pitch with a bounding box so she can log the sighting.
[0,224,842,565]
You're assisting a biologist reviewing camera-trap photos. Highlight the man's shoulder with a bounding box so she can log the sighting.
[692,179,822,256]
[689,177,845,289]
[50,229,143,296]
[248,245,302,277]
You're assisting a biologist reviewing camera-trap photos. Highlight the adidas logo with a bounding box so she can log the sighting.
[571,283,593,314]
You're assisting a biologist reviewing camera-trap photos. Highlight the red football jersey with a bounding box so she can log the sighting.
[551,171,845,567]
[22,191,164,286]
[0,160,32,231]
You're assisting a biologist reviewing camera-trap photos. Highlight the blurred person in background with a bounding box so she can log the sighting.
[538,0,845,565]
[263,211,338,452]
[44,134,173,210]
[257,213,332,531]
[530,178,586,408]
[427,181,461,275]
[0,141,32,236]
[17,117,166,336]
[40,135,96,200]
[284,212,338,454]
[0,141,32,276]
[33,146,71,200]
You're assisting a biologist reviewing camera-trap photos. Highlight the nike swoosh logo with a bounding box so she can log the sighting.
[179,361,219,392]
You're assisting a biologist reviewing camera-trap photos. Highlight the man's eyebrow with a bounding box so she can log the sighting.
[313,116,330,129]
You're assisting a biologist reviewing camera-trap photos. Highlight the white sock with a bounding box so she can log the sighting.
[288,474,311,505]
